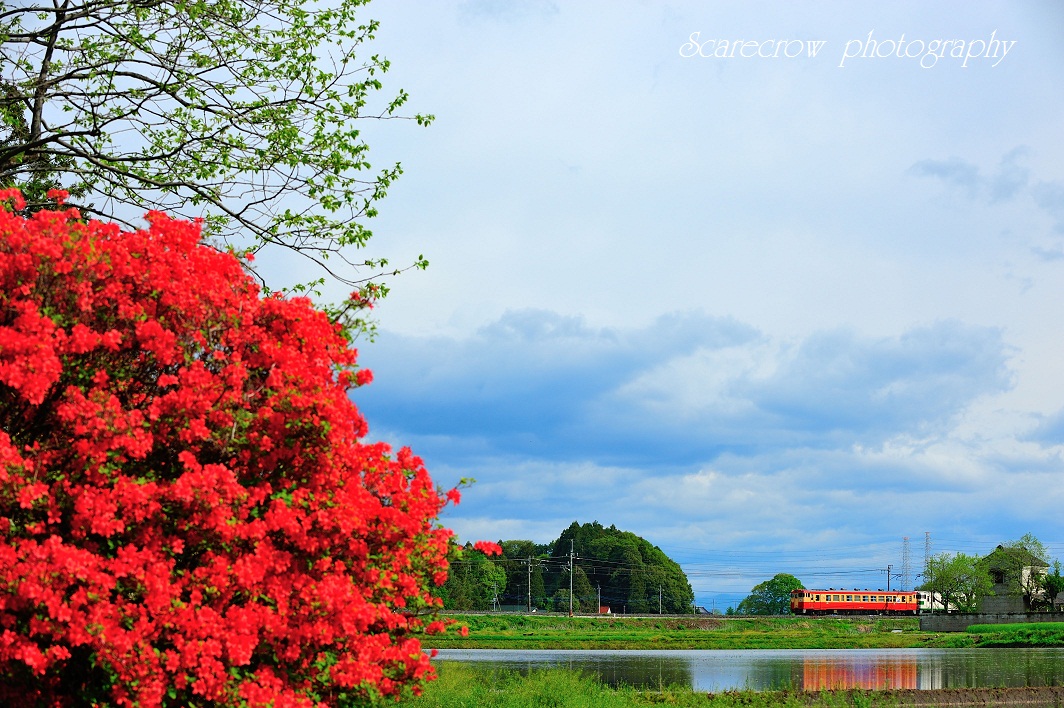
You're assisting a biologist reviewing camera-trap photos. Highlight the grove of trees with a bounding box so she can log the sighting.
[439,522,695,614]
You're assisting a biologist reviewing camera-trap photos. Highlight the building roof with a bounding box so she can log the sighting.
[982,544,1050,571]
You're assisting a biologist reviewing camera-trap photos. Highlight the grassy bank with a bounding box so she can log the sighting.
[963,622,1064,647]
[428,614,942,650]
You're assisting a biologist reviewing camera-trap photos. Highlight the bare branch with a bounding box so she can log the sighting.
[0,0,432,304]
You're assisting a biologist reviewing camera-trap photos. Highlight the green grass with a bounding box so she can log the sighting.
[402,663,899,707]
[963,621,1064,647]
[427,614,939,650]
[966,621,1064,633]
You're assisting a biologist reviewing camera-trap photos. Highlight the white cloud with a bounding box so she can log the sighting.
[352,305,1064,603]
[306,0,1064,607]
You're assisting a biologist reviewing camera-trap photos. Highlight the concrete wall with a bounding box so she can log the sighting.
[978,590,1025,614]
[920,612,1063,632]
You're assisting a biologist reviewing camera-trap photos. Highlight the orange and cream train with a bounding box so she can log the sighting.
[790,588,920,615]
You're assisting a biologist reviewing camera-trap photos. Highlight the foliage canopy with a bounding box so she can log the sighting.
[736,573,804,615]
[0,0,429,299]
[920,552,992,613]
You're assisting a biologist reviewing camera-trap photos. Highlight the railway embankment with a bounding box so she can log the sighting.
[432,612,1064,648]
[429,613,939,650]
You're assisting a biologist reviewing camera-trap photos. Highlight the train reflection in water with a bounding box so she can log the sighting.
[800,654,918,689]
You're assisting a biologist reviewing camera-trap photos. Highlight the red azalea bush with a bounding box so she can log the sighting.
[0,190,456,706]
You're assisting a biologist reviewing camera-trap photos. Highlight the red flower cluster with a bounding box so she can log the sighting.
[0,191,457,706]
[472,541,503,557]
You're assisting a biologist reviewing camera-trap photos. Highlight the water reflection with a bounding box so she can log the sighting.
[432,648,1064,692]
[799,654,917,690]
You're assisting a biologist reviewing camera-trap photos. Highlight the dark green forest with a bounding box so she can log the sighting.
[438,521,695,614]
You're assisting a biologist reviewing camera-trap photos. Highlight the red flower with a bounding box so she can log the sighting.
[473,541,503,556]
[0,193,455,706]
[46,189,69,206]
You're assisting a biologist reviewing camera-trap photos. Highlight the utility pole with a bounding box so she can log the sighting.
[925,531,934,615]
[569,540,574,617]
[597,584,601,615]
[659,585,663,615]
[886,563,892,592]
[527,556,532,613]
[901,536,912,591]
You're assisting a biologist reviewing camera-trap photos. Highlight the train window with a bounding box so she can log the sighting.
[846,595,852,601]
[815,595,820,601]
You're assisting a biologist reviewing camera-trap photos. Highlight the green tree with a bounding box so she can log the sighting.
[499,540,547,610]
[1045,560,1064,611]
[551,588,578,613]
[439,546,506,611]
[572,565,597,612]
[605,541,650,613]
[736,573,804,615]
[921,552,992,612]
[0,0,430,310]
[544,521,694,614]
[0,85,79,206]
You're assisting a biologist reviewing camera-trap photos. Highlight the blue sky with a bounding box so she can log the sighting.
[273,1,1064,609]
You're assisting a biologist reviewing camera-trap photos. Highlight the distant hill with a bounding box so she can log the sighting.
[439,521,694,613]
